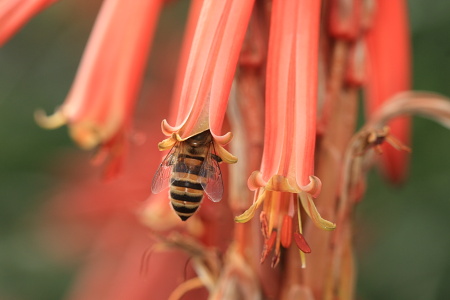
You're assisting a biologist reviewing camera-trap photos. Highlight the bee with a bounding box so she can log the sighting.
[151,130,223,221]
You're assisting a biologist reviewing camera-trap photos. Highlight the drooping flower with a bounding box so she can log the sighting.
[0,0,58,46]
[235,0,335,267]
[157,0,254,164]
[6,0,450,298]
[364,0,411,183]
[34,0,163,177]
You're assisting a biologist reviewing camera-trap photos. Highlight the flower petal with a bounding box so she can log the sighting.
[163,0,255,140]
[299,192,336,231]
[259,0,321,189]
[38,0,163,149]
[364,0,411,184]
[234,189,265,223]
[157,135,177,151]
[0,0,58,46]
[213,140,238,164]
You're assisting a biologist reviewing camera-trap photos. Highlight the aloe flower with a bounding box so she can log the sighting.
[0,0,58,45]
[157,0,253,164]
[4,0,450,299]
[364,0,411,183]
[234,0,335,267]
[33,0,163,177]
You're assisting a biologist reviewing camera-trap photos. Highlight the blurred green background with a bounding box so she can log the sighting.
[0,0,449,299]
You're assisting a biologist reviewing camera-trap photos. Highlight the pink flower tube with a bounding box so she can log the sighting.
[35,0,163,176]
[235,0,335,267]
[0,0,58,45]
[158,0,254,160]
[364,0,411,183]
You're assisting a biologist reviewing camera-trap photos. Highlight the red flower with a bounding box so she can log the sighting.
[158,0,254,159]
[364,0,411,183]
[235,0,335,267]
[0,0,58,45]
[34,0,164,177]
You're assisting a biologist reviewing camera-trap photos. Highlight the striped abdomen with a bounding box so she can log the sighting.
[169,154,206,221]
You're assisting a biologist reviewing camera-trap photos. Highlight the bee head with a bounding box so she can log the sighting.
[186,130,212,147]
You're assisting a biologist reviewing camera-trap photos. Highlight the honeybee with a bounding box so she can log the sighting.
[151,130,223,221]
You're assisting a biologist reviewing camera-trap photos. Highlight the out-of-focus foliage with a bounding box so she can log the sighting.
[0,0,449,299]
[357,1,450,299]
[0,1,93,299]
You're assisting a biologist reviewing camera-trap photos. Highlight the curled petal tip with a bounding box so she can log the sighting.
[299,191,336,231]
[161,119,181,136]
[234,204,257,223]
[158,136,177,151]
[234,190,265,223]
[214,141,238,164]
[300,176,322,198]
[234,214,252,224]
[211,131,233,145]
[34,109,67,129]
[247,171,267,191]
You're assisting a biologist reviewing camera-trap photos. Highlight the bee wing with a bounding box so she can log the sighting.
[151,145,178,194]
[198,144,223,202]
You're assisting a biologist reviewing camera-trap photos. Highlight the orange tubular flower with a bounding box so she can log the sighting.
[235,0,335,267]
[157,0,254,161]
[35,0,163,177]
[0,0,58,46]
[364,0,411,183]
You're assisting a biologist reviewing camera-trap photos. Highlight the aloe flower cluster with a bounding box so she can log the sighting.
[2,0,450,299]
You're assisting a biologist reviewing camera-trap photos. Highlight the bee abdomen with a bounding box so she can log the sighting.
[169,185,204,221]
[170,190,203,202]
[170,199,201,221]
[171,180,203,190]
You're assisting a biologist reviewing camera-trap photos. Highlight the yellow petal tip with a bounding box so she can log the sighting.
[34,109,67,129]
[158,135,177,151]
